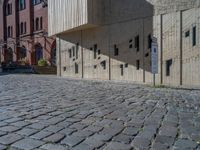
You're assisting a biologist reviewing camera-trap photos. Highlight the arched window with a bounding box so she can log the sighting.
[40,17,43,29]
[19,0,26,10]
[35,18,39,31]
[11,26,13,37]
[24,22,26,34]
[20,22,23,34]
[5,3,12,15]
[7,26,10,37]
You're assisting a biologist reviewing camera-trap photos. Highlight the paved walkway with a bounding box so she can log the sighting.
[0,74,199,150]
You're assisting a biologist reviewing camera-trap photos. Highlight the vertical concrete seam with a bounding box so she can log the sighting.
[160,14,163,84]
[180,10,183,86]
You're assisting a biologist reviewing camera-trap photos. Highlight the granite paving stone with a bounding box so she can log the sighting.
[44,125,64,133]
[30,130,53,140]
[61,135,85,147]
[28,123,48,130]
[11,138,45,150]
[10,121,31,128]
[0,126,20,133]
[0,131,6,137]
[16,128,38,136]
[43,133,65,143]
[0,144,7,150]
[40,143,68,150]
[173,139,198,150]
[0,133,23,145]
[104,142,132,150]
[0,75,199,150]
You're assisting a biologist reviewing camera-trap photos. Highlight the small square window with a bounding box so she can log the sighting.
[98,50,101,55]
[100,61,106,70]
[125,63,128,68]
[185,31,190,37]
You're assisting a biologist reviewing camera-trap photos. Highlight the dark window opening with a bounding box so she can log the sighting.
[125,63,128,68]
[166,59,172,76]
[32,0,42,5]
[148,34,152,49]
[68,49,72,58]
[136,60,140,70]
[120,64,124,76]
[6,3,12,15]
[20,22,23,34]
[32,19,34,32]
[100,61,106,70]
[185,30,190,37]
[72,46,75,57]
[40,17,43,29]
[129,39,133,49]
[19,0,26,10]
[75,63,79,74]
[17,24,20,36]
[63,67,66,72]
[145,53,149,57]
[35,18,39,31]
[192,26,196,46]
[11,26,13,37]
[98,49,101,55]
[24,22,26,34]
[114,45,119,56]
[94,44,97,59]
[94,65,97,69]
[76,43,79,59]
[135,35,140,52]
[7,26,11,37]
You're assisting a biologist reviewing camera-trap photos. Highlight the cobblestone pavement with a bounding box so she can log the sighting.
[0,74,199,150]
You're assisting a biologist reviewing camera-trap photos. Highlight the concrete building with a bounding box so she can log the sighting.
[48,0,200,87]
[0,0,56,66]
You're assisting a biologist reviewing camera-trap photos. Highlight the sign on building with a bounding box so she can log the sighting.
[151,37,158,74]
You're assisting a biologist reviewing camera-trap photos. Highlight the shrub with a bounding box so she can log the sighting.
[38,59,47,67]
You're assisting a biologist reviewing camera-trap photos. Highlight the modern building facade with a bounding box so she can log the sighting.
[48,0,200,87]
[0,0,56,66]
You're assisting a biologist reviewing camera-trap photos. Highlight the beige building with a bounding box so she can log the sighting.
[48,0,200,87]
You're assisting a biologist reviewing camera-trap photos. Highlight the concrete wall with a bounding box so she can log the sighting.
[54,0,200,87]
[48,0,153,36]
[57,15,154,82]
[182,8,200,86]
[152,7,200,86]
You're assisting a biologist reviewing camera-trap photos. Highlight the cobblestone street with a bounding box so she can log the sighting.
[0,74,199,150]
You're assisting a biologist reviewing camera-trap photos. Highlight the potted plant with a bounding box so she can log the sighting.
[38,59,47,67]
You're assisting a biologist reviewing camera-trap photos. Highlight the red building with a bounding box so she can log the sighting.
[0,0,56,66]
